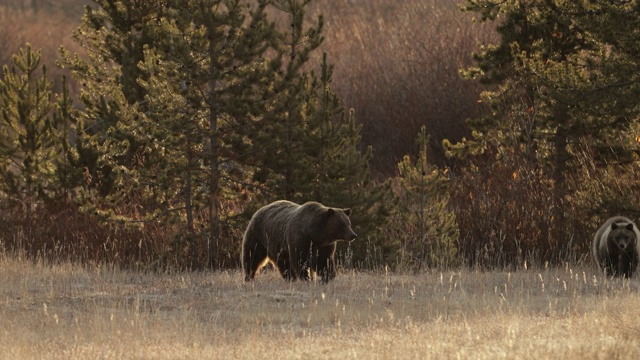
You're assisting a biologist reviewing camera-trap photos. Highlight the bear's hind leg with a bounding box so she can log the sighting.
[243,241,268,281]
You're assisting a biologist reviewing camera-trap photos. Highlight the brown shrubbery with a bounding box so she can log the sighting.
[449,153,585,269]
[0,198,158,266]
[314,0,495,172]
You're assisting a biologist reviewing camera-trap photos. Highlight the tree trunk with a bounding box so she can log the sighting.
[552,103,569,251]
[207,27,220,270]
[185,137,196,268]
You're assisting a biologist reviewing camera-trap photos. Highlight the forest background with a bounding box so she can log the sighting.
[1,0,640,273]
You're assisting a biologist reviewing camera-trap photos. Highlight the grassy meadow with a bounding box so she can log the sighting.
[2,255,639,359]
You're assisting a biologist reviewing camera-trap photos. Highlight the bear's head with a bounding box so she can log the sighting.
[609,222,637,252]
[323,208,357,244]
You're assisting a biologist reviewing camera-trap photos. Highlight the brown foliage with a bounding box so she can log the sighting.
[312,0,495,173]
[0,198,171,267]
[449,150,591,269]
[0,195,250,270]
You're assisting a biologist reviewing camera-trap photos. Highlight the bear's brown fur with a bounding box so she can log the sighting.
[593,216,640,278]
[242,200,357,283]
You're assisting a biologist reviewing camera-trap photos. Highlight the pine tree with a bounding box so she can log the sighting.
[63,0,392,270]
[59,0,166,199]
[460,0,598,187]
[134,0,276,268]
[396,126,459,270]
[51,75,81,197]
[459,0,640,190]
[566,1,640,223]
[303,53,393,267]
[575,1,640,157]
[0,44,64,211]
[252,0,324,200]
[64,0,276,269]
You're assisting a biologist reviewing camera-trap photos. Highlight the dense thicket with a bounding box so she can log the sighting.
[1,0,640,271]
[447,0,640,267]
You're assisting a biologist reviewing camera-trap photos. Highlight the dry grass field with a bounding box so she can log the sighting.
[1,255,639,359]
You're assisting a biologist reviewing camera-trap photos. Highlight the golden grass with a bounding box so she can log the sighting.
[1,255,639,359]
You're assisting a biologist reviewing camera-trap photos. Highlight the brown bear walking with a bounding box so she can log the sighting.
[593,216,640,278]
[242,200,357,283]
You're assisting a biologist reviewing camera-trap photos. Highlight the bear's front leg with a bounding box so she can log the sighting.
[297,253,313,281]
[275,254,295,281]
[315,243,337,283]
[618,253,637,278]
[299,267,312,281]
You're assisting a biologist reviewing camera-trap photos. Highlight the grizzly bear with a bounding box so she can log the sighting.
[242,200,357,283]
[593,216,640,278]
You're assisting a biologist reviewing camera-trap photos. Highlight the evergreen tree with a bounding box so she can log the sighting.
[0,44,65,209]
[566,1,640,225]
[51,75,82,196]
[60,0,173,197]
[133,0,276,268]
[459,0,640,194]
[460,0,597,193]
[303,53,393,267]
[252,0,324,200]
[64,0,277,268]
[396,126,459,270]
[575,1,640,157]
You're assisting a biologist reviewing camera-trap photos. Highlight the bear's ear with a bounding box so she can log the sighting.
[344,208,352,216]
[611,223,619,230]
[627,223,634,231]
[325,208,335,218]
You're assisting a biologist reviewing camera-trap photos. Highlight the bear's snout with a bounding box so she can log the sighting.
[618,242,627,250]
[346,230,357,242]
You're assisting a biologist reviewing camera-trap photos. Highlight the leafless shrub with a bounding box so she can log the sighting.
[311,0,496,173]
